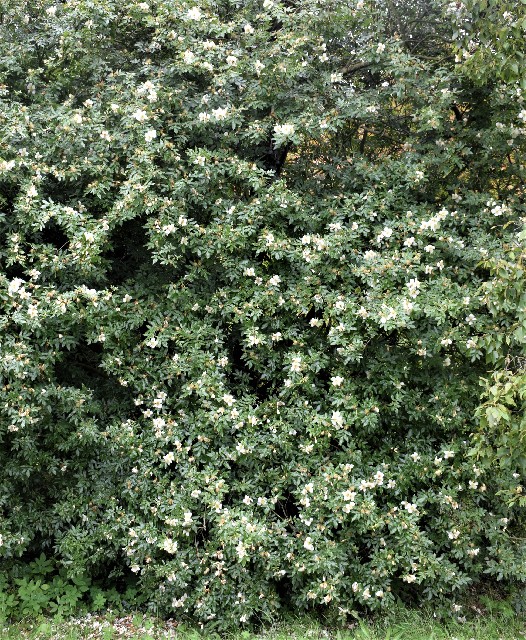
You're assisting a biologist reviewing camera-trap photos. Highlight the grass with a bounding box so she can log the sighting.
[2,604,526,640]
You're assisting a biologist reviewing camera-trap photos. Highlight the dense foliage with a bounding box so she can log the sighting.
[0,0,525,630]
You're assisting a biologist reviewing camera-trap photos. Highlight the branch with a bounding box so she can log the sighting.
[341,60,371,75]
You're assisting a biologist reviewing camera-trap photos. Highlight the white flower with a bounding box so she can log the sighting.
[466,338,477,349]
[376,226,393,243]
[183,50,196,64]
[519,109,526,122]
[46,6,57,16]
[146,337,158,348]
[467,548,480,557]
[145,129,157,142]
[212,106,228,120]
[244,267,255,276]
[223,393,235,406]
[132,109,148,122]
[27,304,38,318]
[187,6,202,20]
[254,60,265,75]
[163,538,178,554]
[331,376,344,387]
[268,275,281,286]
[138,2,149,10]
[84,231,95,242]
[271,332,282,341]
[244,23,254,34]
[404,236,416,247]
[7,278,24,296]
[172,594,188,608]
[194,155,206,166]
[403,502,418,514]
[330,72,343,83]
[376,43,386,54]
[448,529,460,540]
[153,417,165,429]
[226,55,238,66]
[274,123,295,137]
[406,278,421,299]
[163,452,175,465]
[443,450,455,459]
[411,452,420,462]
[100,130,111,141]
[290,356,302,373]
[303,537,314,551]
[403,574,416,583]
[331,411,344,429]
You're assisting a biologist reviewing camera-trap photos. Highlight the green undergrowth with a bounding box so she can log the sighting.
[2,600,525,640]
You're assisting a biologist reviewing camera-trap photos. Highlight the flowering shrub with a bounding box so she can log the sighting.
[0,0,525,630]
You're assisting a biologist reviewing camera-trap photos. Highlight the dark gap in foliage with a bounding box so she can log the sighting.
[54,339,131,411]
[274,491,300,520]
[39,219,69,250]
[4,263,26,280]
[274,574,295,609]
[103,218,151,285]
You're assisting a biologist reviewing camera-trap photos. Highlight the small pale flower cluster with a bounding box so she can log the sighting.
[406,278,421,299]
[136,80,157,102]
[303,537,314,551]
[331,411,344,428]
[379,306,397,326]
[132,109,148,122]
[212,106,228,120]
[145,129,157,142]
[486,199,509,217]
[274,123,295,137]
[290,356,302,373]
[0,159,16,172]
[376,226,393,243]
[162,538,178,554]
[186,6,202,20]
[401,501,418,514]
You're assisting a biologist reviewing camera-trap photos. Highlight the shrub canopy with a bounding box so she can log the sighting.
[0,0,525,630]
